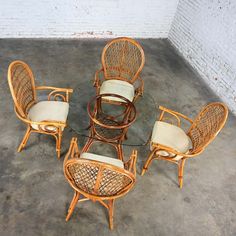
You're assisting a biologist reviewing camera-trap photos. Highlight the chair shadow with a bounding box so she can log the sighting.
[138,158,179,187]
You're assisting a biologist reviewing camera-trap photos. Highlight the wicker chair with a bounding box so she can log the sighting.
[83,94,136,161]
[141,102,228,188]
[94,37,145,104]
[64,137,137,230]
[8,60,73,158]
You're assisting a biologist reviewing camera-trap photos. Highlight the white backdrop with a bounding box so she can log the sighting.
[169,0,236,114]
[0,0,179,38]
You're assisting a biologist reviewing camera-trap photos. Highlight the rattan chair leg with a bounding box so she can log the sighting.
[108,199,114,230]
[17,125,31,152]
[81,137,94,153]
[141,149,156,176]
[116,144,124,161]
[66,191,80,221]
[56,131,62,159]
[178,159,186,188]
[133,93,140,103]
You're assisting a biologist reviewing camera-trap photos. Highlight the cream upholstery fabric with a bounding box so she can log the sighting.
[81,152,124,169]
[100,79,135,102]
[151,121,192,161]
[28,101,69,131]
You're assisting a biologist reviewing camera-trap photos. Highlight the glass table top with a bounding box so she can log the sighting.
[67,81,157,146]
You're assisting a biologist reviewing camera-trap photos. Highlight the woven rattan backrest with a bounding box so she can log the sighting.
[188,103,228,154]
[65,158,135,199]
[8,61,36,118]
[102,37,145,83]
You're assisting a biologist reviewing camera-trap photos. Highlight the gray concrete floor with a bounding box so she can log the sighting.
[0,39,236,236]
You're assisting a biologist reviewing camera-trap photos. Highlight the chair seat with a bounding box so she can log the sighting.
[151,121,192,160]
[100,79,135,102]
[81,152,124,169]
[28,101,69,131]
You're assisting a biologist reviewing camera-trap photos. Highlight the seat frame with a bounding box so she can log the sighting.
[141,103,228,188]
[63,137,137,230]
[8,60,73,158]
[83,94,136,161]
[93,37,145,104]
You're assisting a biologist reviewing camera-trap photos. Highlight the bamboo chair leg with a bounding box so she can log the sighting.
[56,131,62,159]
[66,191,80,221]
[116,144,124,161]
[178,159,186,189]
[141,149,156,176]
[108,199,114,230]
[18,125,31,152]
[133,94,139,103]
[82,137,94,153]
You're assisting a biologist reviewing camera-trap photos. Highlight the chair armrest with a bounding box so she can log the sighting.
[133,76,144,96]
[63,137,81,181]
[36,86,73,102]
[124,150,137,176]
[94,68,105,88]
[64,137,80,165]
[158,106,193,127]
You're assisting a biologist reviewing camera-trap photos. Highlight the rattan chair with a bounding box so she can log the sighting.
[141,102,228,188]
[8,60,73,158]
[83,94,136,161]
[94,37,145,104]
[64,137,137,230]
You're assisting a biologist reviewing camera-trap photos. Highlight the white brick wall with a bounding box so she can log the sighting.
[1,0,236,114]
[0,0,179,38]
[169,0,236,114]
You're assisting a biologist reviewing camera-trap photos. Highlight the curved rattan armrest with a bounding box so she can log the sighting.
[64,137,81,169]
[124,150,137,176]
[151,142,204,159]
[14,106,66,128]
[133,76,144,96]
[36,86,73,102]
[158,106,193,127]
[94,68,105,87]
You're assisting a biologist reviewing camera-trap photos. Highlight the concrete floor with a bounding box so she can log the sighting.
[0,39,236,236]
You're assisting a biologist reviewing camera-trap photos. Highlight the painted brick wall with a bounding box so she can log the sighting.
[169,0,236,114]
[0,0,179,38]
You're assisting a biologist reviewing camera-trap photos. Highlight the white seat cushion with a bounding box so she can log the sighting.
[151,121,192,161]
[28,101,69,131]
[100,79,135,102]
[81,152,124,169]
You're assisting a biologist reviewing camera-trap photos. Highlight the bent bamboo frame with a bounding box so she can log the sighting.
[141,102,228,188]
[83,94,136,161]
[63,137,137,229]
[94,37,145,103]
[8,60,73,158]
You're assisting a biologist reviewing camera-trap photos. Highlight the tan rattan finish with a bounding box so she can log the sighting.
[94,37,145,102]
[8,60,73,158]
[188,103,227,154]
[8,61,37,117]
[83,94,136,161]
[64,137,137,229]
[141,102,228,188]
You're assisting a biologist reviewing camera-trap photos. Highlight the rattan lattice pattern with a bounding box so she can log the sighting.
[189,103,227,153]
[94,114,124,139]
[103,38,144,82]
[10,63,35,117]
[68,161,132,197]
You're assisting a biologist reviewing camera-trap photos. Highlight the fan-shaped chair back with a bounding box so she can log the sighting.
[8,61,36,118]
[188,102,228,154]
[102,37,145,83]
